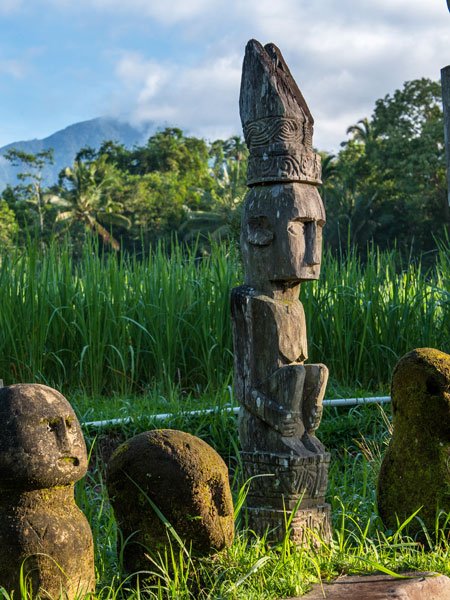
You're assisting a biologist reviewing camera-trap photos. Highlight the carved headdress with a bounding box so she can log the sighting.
[239,39,321,186]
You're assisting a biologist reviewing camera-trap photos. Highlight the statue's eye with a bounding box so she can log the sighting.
[247,216,273,246]
[40,418,57,432]
[287,221,305,236]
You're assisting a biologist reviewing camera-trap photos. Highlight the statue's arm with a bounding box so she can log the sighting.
[242,363,328,438]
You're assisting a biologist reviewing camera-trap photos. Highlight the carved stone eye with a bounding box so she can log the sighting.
[287,221,305,236]
[247,216,274,246]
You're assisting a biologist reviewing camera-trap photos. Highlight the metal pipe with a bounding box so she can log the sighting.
[82,395,391,429]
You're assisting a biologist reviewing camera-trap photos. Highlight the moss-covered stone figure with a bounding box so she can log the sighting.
[377,348,450,537]
[106,429,234,573]
[0,384,95,598]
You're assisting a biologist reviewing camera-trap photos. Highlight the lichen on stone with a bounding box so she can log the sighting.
[377,348,450,539]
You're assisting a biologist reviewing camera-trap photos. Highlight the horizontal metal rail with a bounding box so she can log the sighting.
[82,395,391,429]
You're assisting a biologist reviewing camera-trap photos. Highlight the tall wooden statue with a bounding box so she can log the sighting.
[231,39,331,543]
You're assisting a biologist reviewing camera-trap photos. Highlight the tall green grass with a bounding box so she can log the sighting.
[1,239,449,395]
[302,242,450,389]
[0,239,237,396]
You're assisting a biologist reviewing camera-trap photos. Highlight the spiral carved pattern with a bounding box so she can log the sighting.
[247,152,322,185]
[244,117,307,148]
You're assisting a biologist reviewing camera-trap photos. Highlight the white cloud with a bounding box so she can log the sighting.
[45,0,215,24]
[111,50,242,140]
[0,46,44,81]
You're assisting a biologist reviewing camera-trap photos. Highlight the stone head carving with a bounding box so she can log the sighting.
[107,429,234,571]
[241,183,325,289]
[390,348,450,438]
[377,348,450,537]
[0,384,87,489]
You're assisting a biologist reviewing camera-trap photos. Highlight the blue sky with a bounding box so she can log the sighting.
[1,0,449,152]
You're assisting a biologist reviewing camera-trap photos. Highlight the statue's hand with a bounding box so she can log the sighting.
[250,389,301,436]
[275,409,301,437]
[302,364,329,433]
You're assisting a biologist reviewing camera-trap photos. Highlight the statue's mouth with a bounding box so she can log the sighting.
[59,457,80,466]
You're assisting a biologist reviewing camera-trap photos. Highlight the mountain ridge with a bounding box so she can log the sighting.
[0,117,155,190]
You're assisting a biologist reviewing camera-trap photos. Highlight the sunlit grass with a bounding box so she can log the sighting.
[72,404,450,599]
[0,238,449,396]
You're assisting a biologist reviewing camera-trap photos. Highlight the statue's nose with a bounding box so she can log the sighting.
[304,221,321,265]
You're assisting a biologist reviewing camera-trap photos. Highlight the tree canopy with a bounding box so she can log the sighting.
[1,78,448,257]
[321,78,448,254]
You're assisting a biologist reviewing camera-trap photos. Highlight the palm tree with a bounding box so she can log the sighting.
[222,136,249,198]
[318,152,337,207]
[47,157,130,250]
[345,118,375,145]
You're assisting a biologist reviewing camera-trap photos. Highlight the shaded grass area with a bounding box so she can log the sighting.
[1,239,449,396]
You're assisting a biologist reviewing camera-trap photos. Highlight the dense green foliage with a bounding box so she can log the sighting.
[1,239,449,397]
[1,128,248,253]
[321,78,448,254]
[1,77,448,256]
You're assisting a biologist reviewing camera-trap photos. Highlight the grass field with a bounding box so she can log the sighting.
[1,239,449,398]
[1,239,450,598]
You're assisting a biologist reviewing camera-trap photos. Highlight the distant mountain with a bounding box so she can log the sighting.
[0,117,155,191]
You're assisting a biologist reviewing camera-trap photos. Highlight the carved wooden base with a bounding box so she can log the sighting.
[244,503,331,545]
[241,450,332,544]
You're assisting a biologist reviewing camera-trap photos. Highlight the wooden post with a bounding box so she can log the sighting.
[0,380,3,389]
[441,65,450,206]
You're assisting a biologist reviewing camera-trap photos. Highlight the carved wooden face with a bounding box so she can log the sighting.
[241,183,325,287]
[0,384,87,489]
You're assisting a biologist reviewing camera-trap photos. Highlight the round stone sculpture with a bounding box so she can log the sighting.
[377,348,450,538]
[106,429,234,573]
[0,383,95,598]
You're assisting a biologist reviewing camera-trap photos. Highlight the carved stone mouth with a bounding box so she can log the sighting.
[60,457,80,466]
